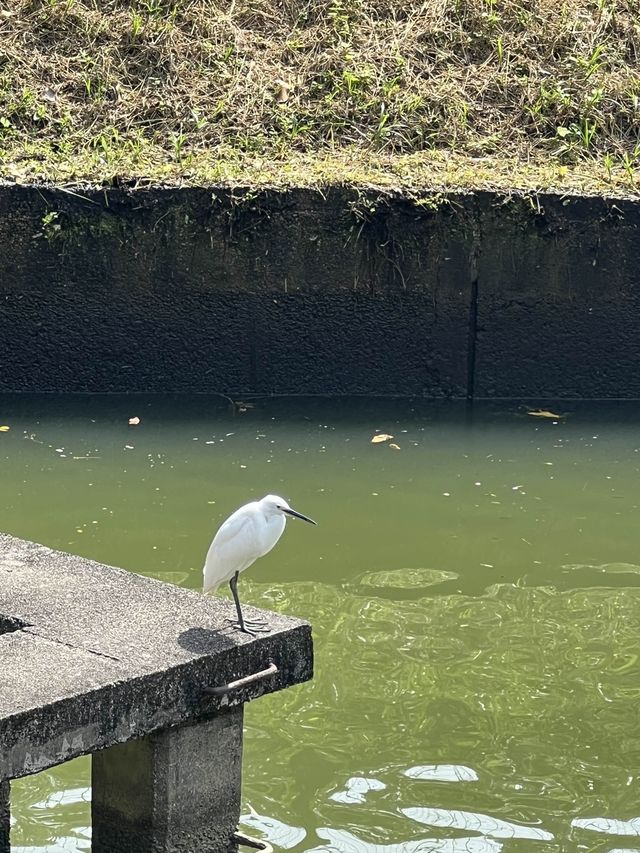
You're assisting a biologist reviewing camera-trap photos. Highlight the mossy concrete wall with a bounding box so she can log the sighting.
[2,183,639,398]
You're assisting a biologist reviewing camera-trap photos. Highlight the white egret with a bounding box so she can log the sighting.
[203,494,316,634]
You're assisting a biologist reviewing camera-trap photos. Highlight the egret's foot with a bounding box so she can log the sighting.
[225,616,271,635]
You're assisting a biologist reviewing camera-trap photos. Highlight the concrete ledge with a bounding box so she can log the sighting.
[0,534,313,781]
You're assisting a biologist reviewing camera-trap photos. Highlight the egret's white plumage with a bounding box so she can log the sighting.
[203,494,316,634]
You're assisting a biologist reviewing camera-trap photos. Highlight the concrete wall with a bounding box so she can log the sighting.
[1,183,639,398]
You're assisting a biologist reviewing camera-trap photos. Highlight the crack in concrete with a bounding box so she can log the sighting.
[467,276,479,400]
[22,627,122,663]
[467,223,482,400]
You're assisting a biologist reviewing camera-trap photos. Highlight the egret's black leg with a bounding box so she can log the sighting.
[227,572,270,635]
[229,572,250,634]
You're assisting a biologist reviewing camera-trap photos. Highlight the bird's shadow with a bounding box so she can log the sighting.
[177,626,241,655]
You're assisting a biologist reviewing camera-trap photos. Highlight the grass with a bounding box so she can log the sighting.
[0,0,639,194]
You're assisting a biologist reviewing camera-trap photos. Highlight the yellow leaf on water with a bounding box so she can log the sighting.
[527,410,563,419]
[0,425,10,432]
[389,443,401,450]
[371,433,394,443]
[128,416,141,425]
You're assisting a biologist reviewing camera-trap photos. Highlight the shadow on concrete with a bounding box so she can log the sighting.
[177,626,241,655]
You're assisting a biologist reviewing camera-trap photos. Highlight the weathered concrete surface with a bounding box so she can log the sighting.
[0,781,8,853]
[1,182,639,398]
[474,194,640,398]
[0,534,313,781]
[0,185,471,397]
[92,708,243,853]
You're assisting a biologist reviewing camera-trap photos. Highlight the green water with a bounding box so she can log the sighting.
[4,395,640,853]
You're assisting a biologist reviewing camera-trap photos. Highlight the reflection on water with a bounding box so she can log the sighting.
[329,777,386,804]
[241,806,307,848]
[402,807,553,841]
[10,772,91,853]
[306,828,503,853]
[5,396,640,852]
[404,766,479,783]
[571,815,640,835]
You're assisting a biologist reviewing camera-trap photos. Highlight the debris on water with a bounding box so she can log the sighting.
[128,416,141,425]
[371,433,393,443]
[527,409,564,419]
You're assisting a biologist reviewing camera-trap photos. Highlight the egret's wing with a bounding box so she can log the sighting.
[203,511,256,592]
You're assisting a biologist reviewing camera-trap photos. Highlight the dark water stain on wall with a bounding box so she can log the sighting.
[1,184,639,398]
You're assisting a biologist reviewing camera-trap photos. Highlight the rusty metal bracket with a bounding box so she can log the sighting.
[204,661,278,697]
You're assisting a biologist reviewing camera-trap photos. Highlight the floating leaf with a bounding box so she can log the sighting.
[527,410,563,419]
[388,443,401,450]
[128,416,141,425]
[371,434,393,443]
[0,425,10,432]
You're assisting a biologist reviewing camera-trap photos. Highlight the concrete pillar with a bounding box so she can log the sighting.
[0,780,9,853]
[92,707,243,853]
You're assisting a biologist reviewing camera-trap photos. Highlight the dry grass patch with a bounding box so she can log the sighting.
[0,0,639,190]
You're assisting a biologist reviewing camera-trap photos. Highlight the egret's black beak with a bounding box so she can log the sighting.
[285,507,317,525]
